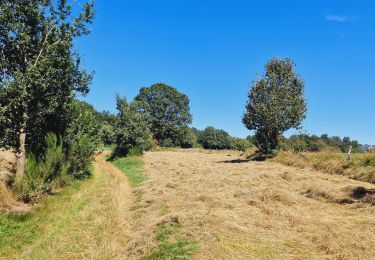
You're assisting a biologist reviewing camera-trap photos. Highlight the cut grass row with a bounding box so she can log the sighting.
[0,155,131,259]
[110,154,197,259]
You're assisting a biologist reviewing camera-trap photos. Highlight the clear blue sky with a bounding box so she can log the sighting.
[76,0,375,144]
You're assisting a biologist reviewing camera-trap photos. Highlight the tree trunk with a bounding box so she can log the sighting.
[15,120,27,180]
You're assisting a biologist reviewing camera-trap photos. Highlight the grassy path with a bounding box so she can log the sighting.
[0,152,133,259]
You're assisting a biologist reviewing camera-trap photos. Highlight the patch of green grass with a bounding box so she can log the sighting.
[0,180,84,258]
[143,223,197,260]
[111,156,146,186]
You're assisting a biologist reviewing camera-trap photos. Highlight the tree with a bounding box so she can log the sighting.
[198,127,231,150]
[177,126,197,148]
[113,96,152,157]
[229,137,252,151]
[134,83,192,145]
[95,110,117,146]
[242,58,307,154]
[64,100,100,177]
[0,0,95,180]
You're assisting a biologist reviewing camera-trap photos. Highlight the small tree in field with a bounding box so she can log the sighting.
[113,96,152,157]
[242,58,307,154]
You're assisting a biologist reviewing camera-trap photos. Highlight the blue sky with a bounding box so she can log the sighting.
[76,0,375,144]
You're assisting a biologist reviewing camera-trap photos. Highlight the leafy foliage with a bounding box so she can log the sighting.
[243,58,307,154]
[229,137,253,151]
[177,126,198,148]
[113,96,152,157]
[278,133,361,153]
[134,83,192,146]
[198,127,231,150]
[0,0,95,176]
[95,110,117,146]
[64,100,100,177]
[17,133,70,202]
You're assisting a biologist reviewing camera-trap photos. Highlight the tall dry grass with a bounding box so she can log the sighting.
[273,151,375,183]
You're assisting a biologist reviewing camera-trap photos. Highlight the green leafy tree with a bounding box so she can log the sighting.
[134,83,192,145]
[113,96,152,157]
[95,110,117,146]
[0,0,95,179]
[64,100,100,177]
[198,127,231,150]
[242,58,307,154]
[177,126,197,148]
[229,137,252,151]
[98,124,116,146]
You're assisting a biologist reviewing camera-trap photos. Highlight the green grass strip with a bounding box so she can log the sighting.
[143,223,197,260]
[110,156,146,186]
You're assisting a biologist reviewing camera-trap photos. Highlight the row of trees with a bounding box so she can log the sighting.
[276,134,360,153]
[94,83,253,158]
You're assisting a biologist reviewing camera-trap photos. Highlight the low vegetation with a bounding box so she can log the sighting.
[144,222,197,259]
[273,151,375,183]
[110,156,146,187]
[0,153,132,259]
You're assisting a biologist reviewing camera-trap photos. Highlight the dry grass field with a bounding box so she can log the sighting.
[273,151,375,184]
[2,149,375,259]
[129,149,375,259]
[0,150,21,211]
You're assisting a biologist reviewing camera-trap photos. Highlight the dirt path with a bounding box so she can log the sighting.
[8,152,135,259]
[130,150,375,259]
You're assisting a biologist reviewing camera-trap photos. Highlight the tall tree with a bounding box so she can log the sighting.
[242,58,307,154]
[134,83,192,145]
[0,0,94,179]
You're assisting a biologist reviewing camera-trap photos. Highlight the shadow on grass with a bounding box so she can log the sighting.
[218,152,271,164]
[351,186,375,199]
[219,159,250,164]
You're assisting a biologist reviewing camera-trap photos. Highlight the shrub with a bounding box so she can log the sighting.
[178,127,197,148]
[159,138,176,148]
[99,124,116,146]
[229,137,253,151]
[198,127,231,150]
[17,133,70,202]
[66,135,96,178]
[64,101,100,177]
[113,96,152,157]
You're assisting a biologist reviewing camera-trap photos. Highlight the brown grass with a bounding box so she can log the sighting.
[1,151,134,259]
[0,150,25,211]
[273,151,375,183]
[128,149,375,259]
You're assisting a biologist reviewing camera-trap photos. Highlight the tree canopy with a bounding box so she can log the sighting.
[113,96,152,157]
[0,0,95,178]
[134,83,192,145]
[242,58,307,154]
